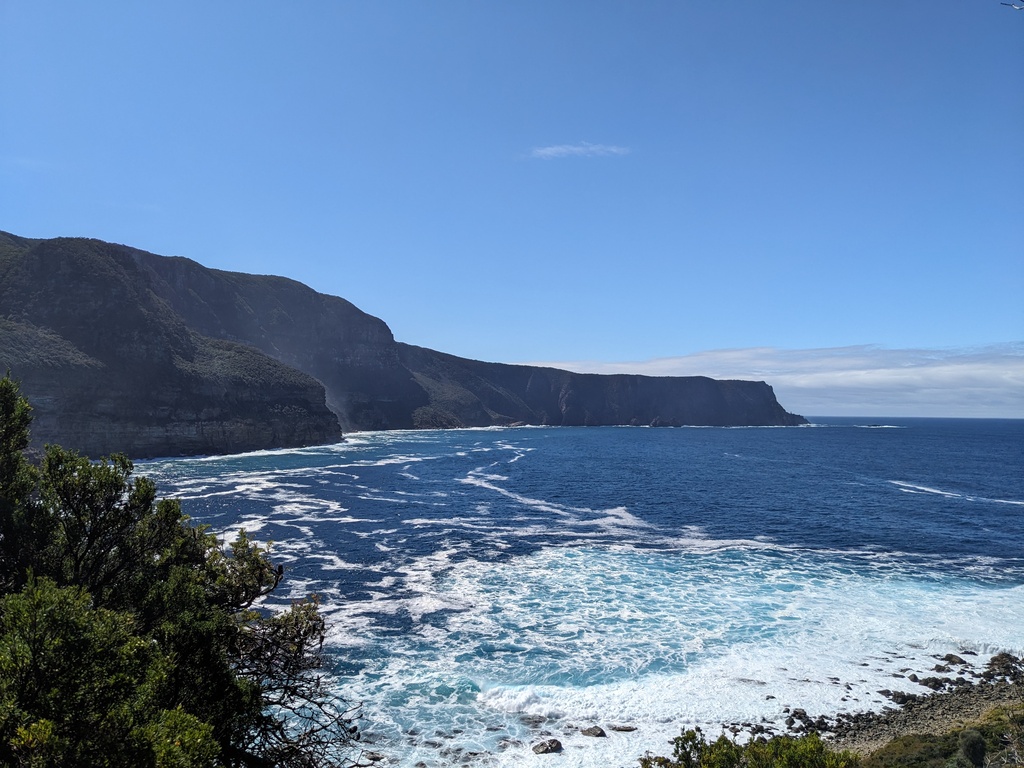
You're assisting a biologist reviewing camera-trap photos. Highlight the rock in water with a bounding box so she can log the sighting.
[532,739,563,754]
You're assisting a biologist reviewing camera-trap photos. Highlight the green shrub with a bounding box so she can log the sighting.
[0,374,365,767]
[640,727,860,768]
[956,729,984,768]
[861,703,1024,768]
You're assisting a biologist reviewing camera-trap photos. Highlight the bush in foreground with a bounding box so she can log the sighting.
[0,375,369,767]
[639,727,859,768]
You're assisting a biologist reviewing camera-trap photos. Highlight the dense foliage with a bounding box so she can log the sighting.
[638,727,860,768]
[860,704,1024,768]
[639,704,1024,768]
[0,375,368,767]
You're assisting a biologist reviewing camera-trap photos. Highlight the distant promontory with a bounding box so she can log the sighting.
[0,231,806,457]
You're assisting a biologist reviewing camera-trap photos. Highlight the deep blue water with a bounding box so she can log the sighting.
[144,418,1024,767]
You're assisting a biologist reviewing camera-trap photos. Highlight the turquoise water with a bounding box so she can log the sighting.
[143,419,1024,767]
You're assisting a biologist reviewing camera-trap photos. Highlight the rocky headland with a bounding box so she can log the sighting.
[0,231,806,457]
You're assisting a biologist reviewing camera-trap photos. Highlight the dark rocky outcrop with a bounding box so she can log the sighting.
[0,234,341,457]
[531,738,563,754]
[0,231,806,457]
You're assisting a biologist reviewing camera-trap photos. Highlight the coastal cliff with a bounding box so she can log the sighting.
[0,233,342,457]
[397,344,805,428]
[0,231,806,456]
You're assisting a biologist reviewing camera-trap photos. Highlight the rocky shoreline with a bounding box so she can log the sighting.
[655,653,1024,758]
[825,678,1021,755]
[616,652,1021,764]
[407,653,1023,765]
[812,653,1022,756]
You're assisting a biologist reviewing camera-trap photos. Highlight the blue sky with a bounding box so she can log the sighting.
[2,1,1022,416]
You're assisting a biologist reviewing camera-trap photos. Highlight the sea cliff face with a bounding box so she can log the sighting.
[0,231,806,457]
[0,233,342,457]
[130,249,428,431]
[397,344,805,428]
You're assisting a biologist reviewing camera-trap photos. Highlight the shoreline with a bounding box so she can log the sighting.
[689,653,1024,760]
[825,678,1022,756]
[488,654,1024,766]
[811,652,1024,757]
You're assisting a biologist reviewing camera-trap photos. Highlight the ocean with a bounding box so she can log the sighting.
[142,418,1024,767]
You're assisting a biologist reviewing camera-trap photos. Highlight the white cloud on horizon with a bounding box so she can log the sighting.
[528,142,631,159]
[524,343,1024,419]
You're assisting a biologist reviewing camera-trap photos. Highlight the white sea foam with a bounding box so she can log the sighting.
[181,443,345,462]
[460,466,655,536]
[307,553,364,571]
[890,481,1024,506]
[891,481,963,498]
[332,543,1023,767]
[141,425,1024,768]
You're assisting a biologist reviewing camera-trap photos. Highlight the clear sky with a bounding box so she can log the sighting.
[2,1,1022,416]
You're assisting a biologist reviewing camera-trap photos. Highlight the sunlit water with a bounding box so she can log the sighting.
[143,419,1024,767]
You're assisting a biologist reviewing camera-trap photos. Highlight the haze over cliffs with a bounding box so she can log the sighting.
[0,232,805,457]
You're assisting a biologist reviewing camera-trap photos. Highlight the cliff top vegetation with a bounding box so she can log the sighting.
[0,374,371,767]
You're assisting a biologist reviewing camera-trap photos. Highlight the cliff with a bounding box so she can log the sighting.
[129,248,428,431]
[0,233,342,457]
[0,231,805,457]
[397,344,805,428]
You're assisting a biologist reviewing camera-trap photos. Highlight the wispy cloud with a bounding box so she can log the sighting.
[528,142,631,160]
[524,343,1024,418]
